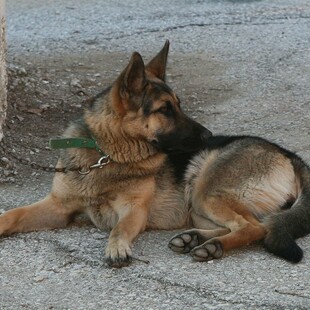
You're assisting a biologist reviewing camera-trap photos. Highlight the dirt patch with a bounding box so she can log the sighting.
[0,53,121,184]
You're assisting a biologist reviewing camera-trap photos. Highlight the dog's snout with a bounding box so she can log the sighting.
[200,128,212,141]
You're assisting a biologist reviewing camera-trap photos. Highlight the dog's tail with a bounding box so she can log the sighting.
[264,158,310,263]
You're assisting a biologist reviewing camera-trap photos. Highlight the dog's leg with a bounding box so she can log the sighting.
[189,196,266,262]
[105,204,148,268]
[0,194,77,235]
[169,227,230,254]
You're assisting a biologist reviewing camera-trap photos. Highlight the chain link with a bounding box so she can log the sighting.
[6,149,110,174]
[6,149,77,173]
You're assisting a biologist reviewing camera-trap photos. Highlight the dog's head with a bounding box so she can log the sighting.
[104,41,212,154]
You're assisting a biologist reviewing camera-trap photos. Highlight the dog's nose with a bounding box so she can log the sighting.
[200,128,212,141]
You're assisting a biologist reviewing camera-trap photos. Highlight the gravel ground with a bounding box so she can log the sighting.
[1,0,310,309]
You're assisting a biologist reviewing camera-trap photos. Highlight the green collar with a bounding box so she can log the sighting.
[49,137,106,155]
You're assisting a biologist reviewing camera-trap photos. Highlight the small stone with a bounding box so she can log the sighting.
[70,78,81,87]
[3,170,11,176]
[34,276,45,283]
[16,115,24,122]
[93,233,105,239]
[1,157,10,165]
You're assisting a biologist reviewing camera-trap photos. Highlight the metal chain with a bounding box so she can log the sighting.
[6,148,110,174]
[7,149,69,173]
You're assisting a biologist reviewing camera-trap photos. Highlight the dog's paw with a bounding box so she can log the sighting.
[190,239,223,262]
[168,230,200,254]
[105,240,133,268]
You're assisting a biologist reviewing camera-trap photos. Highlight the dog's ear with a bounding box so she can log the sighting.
[146,40,170,81]
[112,52,147,114]
[120,52,147,97]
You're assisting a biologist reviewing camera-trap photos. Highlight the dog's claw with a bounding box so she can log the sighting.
[105,255,133,268]
[105,239,133,268]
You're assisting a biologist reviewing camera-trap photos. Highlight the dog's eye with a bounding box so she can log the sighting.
[157,101,173,116]
[158,106,169,113]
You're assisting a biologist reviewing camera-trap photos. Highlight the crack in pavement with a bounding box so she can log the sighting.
[96,14,310,42]
[3,234,107,268]
[275,289,310,300]
[137,273,289,309]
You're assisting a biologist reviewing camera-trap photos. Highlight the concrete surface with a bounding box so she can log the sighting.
[0,0,6,142]
[2,0,310,309]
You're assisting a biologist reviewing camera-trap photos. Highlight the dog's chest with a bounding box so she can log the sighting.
[85,194,119,230]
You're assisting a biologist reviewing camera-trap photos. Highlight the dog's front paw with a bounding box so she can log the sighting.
[105,240,132,268]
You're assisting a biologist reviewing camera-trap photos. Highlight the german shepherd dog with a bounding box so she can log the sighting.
[1,42,309,267]
[0,41,212,267]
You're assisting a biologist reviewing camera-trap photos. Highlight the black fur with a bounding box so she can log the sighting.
[168,152,196,183]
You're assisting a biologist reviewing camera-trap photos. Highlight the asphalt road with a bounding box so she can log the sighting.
[2,0,310,309]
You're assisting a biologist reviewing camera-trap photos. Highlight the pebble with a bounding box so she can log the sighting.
[70,78,81,87]
[16,115,24,122]
[3,169,12,176]
[1,157,10,165]
[34,276,46,283]
[93,233,105,239]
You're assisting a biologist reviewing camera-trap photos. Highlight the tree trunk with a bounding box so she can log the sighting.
[0,0,6,142]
